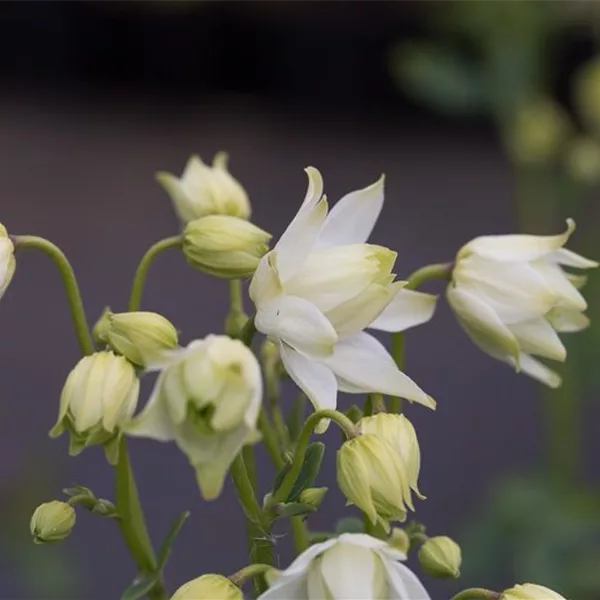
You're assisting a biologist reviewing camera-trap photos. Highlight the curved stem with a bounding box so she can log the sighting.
[405,262,453,291]
[272,409,357,505]
[451,589,500,600]
[13,235,94,355]
[128,236,182,312]
[229,563,273,587]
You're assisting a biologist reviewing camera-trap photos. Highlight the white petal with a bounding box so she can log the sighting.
[318,175,385,248]
[338,533,396,552]
[300,166,324,209]
[459,219,575,262]
[547,307,590,332]
[508,317,566,362]
[516,354,562,388]
[370,288,437,332]
[249,253,282,306]
[549,247,598,269]
[279,343,337,413]
[255,295,337,358]
[447,286,520,363]
[532,260,587,311]
[383,561,432,600]
[323,332,435,409]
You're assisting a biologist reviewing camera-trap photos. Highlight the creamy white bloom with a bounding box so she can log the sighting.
[448,219,598,388]
[127,335,262,500]
[258,533,431,600]
[502,583,566,600]
[0,223,15,300]
[156,152,250,223]
[249,168,436,419]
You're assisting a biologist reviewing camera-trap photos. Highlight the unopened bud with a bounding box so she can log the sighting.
[298,487,328,510]
[0,223,15,301]
[501,583,566,600]
[418,536,461,579]
[171,574,243,600]
[30,501,75,544]
[388,527,411,554]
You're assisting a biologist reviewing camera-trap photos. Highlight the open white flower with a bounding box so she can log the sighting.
[448,219,598,388]
[126,335,262,500]
[249,168,436,419]
[0,223,15,300]
[258,533,431,600]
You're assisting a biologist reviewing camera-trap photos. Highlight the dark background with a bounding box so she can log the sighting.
[0,2,598,599]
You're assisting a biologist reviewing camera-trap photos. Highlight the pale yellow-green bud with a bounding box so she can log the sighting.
[388,527,411,555]
[0,223,15,301]
[183,215,271,279]
[337,434,412,532]
[298,486,328,510]
[566,137,600,185]
[418,536,461,579]
[30,501,76,544]
[170,574,243,600]
[575,57,600,132]
[50,351,140,464]
[506,97,570,166]
[104,311,179,368]
[92,306,112,345]
[501,583,566,600]
[157,152,251,224]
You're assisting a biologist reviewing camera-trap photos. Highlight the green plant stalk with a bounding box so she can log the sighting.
[229,563,273,588]
[405,262,453,291]
[450,589,500,600]
[12,235,94,355]
[240,317,257,347]
[128,236,182,312]
[258,409,285,470]
[291,516,309,554]
[229,278,244,314]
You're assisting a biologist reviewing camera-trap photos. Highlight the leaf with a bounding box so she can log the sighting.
[286,394,306,444]
[287,442,325,503]
[157,511,191,571]
[120,576,158,600]
[276,502,317,519]
[335,517,365,535]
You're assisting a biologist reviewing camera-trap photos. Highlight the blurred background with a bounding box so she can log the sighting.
[1,1,600,598]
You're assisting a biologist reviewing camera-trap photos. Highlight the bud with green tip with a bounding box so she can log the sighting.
[388,527,411,555]
[170,574,243,600]
[418,536,461,579]
[101,310,179,368]
[501,583,565,600]
[298,486,328,510]
[30,501,76,544]
[0,223,15,301]
[183,215,271,279]
[50,351,140,464]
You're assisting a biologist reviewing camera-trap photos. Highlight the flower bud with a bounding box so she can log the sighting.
[566,137,600,185]
[575,57,600,132]
[337,434,412,532]
[50,351,140,464]
[183,215,271,279]
[104,311,179,368]
[157,152,251,224]
[30,501,75,544]
[298,486,328,510]
[388,527,411,555]
[418,536,461,579]
[171,574,243,600]
[501,583,566,600]
[0,223,15,301]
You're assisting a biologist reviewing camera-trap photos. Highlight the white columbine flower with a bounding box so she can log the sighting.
[0,223,16,300]
[249,168,436,419]
[126,335,262,500]
[447,219,598,388]
[258,533,431,600]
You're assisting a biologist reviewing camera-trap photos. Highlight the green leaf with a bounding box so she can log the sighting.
[286,394,306,444]
[276,502,317,519]
[121,576,159,600]
[287,442,325,502]
[335,517,365,535]
[157,511,191,571]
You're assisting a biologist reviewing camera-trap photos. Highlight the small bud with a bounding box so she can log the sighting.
[92,306,112,345]
[50,351,140,464]
[30,501,75,544]
[575,57,600,132]
[183,215,271,279]
[388,527,411,555]
[0,223,15,301]
[105,311,179,368]
[156,152,251,224]
[501,583,566,600]
[298,487,328,510]
[418,536,461,579]
[566,137,600,185]
[171,574,243,600]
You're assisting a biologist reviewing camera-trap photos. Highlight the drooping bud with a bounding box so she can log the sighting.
[183,215,271,279]
[30,501,76,544]
[156,152,251,224]
[170,574,243,600]
[418,536,461,579]
[0,223,15,301]
[501,583,566,600]
[50,351,140,464]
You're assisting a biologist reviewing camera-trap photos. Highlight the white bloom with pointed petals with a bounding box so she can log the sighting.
[258,533,431,600]
[126,335,261,500]
[0,223,15,300]
[249,168,436,419]
[448,219,598,388]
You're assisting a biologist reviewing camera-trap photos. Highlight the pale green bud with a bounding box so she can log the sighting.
[418,536,461,579]
[566,137,600,185]
[170,574,243,600]
[92,306,112,345]
[0,223,15,301]
[501,583,566,600]
[388,527,411,554]
[298,487,328,510]
[50,351,140,464]
[30,501,75,544]
[575,57,600,132]
[183,215,271,279]
[337,434,412,532]
[157,152,251,224]
[105,311,179,368]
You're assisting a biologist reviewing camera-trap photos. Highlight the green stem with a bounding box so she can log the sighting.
[128,236,182,312]
[389,333,405,414]
[450,589,500,600]
[405,262,453,291]
[258,409,285,470]
[240,316,257,348]
[291,516,309,554]
[243,445,258,492]
[271,409,357,505]
[364,518,388,540]
[229,563,273,587]
[12,235,94,355]
[230,279,244,314]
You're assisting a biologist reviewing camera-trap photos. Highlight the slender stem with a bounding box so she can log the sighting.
[258,409,285,470]
[229,279,244,314]
[243,445,258,493]
[271,409,357,505]
[405,262,453,291]
[128,236,182,312]
[450,589,500,600]
[270,402,289,451]
[229,563,273,587]
[389,333,405,413]
[12,235,94,355]
[291,517,309,554]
